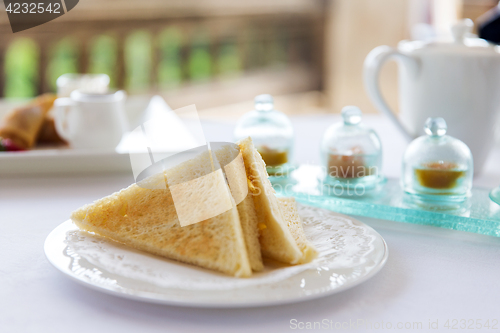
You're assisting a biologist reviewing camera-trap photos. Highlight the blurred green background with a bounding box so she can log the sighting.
[3,26,288,98]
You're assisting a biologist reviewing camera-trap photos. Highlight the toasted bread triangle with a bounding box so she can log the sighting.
[71,150,253,277]
[238,137,303,264]
[277,197,318,264]
[213,144,264,271]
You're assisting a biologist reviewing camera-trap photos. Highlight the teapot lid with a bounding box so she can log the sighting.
[399,19,498,54]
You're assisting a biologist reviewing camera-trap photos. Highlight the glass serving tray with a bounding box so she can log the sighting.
[273,165,500,237]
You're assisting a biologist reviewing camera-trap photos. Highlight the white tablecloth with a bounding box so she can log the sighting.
[2,115,500,332]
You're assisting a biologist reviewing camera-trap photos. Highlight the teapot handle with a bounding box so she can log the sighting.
[363,45,419,142]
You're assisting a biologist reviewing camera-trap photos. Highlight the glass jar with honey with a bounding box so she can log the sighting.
[402,118,473,201]
[234,94,294,176]
[320,106,383,189]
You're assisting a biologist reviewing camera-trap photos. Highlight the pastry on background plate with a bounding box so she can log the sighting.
[37,115,67,145]
[0,93,59,150]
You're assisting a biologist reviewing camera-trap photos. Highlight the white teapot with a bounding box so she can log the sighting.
[364,19,500,173]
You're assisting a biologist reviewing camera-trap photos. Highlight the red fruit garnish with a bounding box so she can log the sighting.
[1,138,25,151]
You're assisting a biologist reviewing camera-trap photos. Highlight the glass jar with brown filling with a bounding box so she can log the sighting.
[321,106,382,189]
[234,94,294,176]
[402,118,473,200]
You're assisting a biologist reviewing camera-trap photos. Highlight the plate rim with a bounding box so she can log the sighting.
[44,212,389,308]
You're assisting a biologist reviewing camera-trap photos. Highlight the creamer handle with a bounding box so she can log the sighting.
[53,97,75,142]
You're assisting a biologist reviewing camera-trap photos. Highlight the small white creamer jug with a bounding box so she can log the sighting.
[54,90,128,150]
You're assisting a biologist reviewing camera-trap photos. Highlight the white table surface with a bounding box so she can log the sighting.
[2,114,500,333]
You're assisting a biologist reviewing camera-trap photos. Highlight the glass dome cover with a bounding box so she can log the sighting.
[234,94,294,175]
[321,106,382,187]
[402,117,473,200]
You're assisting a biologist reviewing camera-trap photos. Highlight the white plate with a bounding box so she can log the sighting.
[44,204,388,308]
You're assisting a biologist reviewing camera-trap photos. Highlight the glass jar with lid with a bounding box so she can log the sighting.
[402,117,473,201]
[320,106,383,189]
[234,94,294,176]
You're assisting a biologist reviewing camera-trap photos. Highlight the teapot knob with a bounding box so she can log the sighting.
[451,18,473,44]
